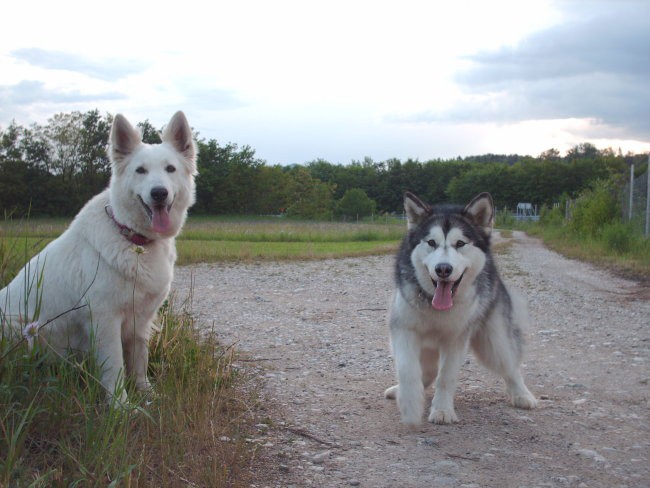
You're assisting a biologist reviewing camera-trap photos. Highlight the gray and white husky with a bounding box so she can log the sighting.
[385,192,537,424]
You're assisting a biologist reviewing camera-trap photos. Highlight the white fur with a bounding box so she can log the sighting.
[385,194,536,424]
[0,111,197,406]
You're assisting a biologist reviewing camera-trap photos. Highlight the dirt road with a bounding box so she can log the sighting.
[172,231,650,488]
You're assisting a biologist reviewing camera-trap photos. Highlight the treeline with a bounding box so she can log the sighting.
[1,110,647,219]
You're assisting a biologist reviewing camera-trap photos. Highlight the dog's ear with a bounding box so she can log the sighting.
[404,192,431,230]
[162,111,197,175]
[110,114,142,165]
[465,192,494,234]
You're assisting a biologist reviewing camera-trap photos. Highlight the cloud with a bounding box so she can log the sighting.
[11,48,145,81]
[181,84,246,111]
[404,1,650,138]
[0,80,125,111]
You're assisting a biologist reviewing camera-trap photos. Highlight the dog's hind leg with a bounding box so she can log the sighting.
[384,347,438,400]
[471,318,537,410]
[420,347,439,389]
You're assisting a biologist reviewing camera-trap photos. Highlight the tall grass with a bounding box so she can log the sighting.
[0,294,258,487]
[512,183,650,278]
[1,216,261,486]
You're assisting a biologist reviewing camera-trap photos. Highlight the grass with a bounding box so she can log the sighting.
[0,216,404,271]
[0,294,259,487]
[176,239,398,264]
[514,221,650,279]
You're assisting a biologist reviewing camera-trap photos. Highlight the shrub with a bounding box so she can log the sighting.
[601,221,634,253]
[569,180,619,237]
[539,205,565,227]
[494,209,515,228]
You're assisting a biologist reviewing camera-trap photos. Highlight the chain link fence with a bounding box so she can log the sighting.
[621,167,649,237]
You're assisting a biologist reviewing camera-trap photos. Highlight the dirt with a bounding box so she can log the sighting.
[172,231,650,488]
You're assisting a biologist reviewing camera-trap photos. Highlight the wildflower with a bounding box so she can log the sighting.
[132,245,146,254]
[22,321,40,351]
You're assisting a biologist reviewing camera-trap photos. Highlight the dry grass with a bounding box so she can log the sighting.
[0,293,261,487]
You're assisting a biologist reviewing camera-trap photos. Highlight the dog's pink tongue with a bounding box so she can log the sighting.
[432,281,454,311]
[151,206,171,233]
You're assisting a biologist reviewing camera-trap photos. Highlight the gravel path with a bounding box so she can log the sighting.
[172,231,650,488]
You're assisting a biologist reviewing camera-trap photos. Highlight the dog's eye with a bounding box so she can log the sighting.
[456,240,466,248]
[426,239,437,248]
[166,165,176,173]
[135,166,147,175]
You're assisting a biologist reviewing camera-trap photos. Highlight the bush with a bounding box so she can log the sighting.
[601,221,635,253]
[494,209,515,228]
[539,205,565,227]
[569,180,619,237]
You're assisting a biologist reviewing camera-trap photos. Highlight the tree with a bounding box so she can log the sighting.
[194,140,266,214]
[285,167,335,219]
[539,148,561,160]
[40,110,111,214]
[137,119,162,144]
[0,122,30,215]
[566,142,599,160]
[335,188,376,220]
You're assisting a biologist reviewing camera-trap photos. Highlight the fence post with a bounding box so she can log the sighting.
[628,163,634,222]
[645,154,650,237]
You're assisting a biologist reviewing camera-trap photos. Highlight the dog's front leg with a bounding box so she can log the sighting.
[390,326,425,424]
[94,322,129,406]
[428,337,468,424]
[122,320,153,392]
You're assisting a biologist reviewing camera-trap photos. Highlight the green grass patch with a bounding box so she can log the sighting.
[176,239,398,264]
[180,217,404,242]
[1,237,52,288]
[0,218,70,239]
[522,222,650,278]
[0,216,404,271]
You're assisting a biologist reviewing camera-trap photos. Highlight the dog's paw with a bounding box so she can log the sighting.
[136,379,153,392]
[512,392,537,410]
[398,397,424,425]
[400,410,423,425]
[384,385,398,400]
[428,408,458,424]
[107,392,132,411]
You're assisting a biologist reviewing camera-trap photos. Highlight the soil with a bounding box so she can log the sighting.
[172,231,650,488]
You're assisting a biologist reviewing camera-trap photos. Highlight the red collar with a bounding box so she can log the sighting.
[105,205,153,246]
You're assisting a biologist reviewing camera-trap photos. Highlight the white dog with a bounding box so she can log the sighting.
[0,111,197,405]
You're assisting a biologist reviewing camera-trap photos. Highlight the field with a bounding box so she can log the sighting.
[0,216,404,279]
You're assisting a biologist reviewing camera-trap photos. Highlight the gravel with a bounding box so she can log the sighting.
[172,231,650,488]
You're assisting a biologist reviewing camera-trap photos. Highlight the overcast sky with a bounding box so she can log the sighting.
[1,0,648,165]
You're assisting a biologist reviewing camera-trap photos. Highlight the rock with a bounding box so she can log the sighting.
[433,460,460,475]
[576,449,606,463]
[312,450,331,464]
[432,476,458,486]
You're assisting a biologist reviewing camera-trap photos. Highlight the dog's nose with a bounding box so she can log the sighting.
[150,186,169,203]
[435,263,453,279]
